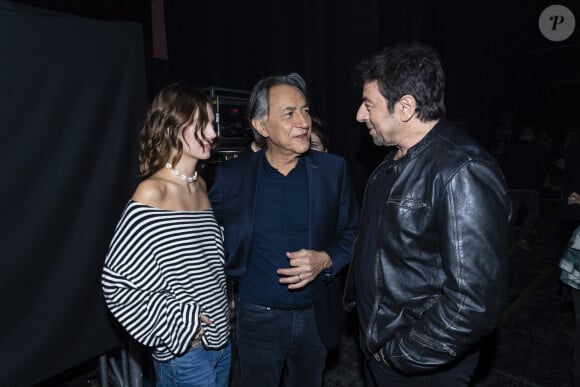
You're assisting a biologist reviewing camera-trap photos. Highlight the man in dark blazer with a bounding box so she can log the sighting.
[209,73,359,387]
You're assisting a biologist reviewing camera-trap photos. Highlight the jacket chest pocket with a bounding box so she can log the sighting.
[386,197,429,211]
[382,197,432,237]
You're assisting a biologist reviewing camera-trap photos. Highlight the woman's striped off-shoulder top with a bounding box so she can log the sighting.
[102,200,230,361]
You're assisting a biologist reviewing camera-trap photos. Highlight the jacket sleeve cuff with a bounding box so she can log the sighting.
[320,251,335,281]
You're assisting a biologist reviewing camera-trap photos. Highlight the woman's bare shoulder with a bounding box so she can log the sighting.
[131,177,167,208]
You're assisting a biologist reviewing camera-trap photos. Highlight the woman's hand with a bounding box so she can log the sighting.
[191,314,212,348]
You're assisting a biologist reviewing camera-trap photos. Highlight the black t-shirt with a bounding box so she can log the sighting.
[352,160,397,355]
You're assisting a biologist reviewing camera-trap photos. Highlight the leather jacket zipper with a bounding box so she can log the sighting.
[410,330,457,356]
[387,197,428,209]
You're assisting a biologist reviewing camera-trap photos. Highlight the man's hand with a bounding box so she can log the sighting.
[277,249,332,290]
[568,192,580,206]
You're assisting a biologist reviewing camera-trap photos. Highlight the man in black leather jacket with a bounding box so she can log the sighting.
[344,43,511,386]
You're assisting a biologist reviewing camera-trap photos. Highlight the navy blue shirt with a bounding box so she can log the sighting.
[238,156,312,308]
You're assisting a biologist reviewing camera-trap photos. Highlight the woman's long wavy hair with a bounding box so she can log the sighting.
[138,82,213,177]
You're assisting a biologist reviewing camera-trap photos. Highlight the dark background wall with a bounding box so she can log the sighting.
[1,0,578,385]
[0,1,147,385]
[163,1,578,172]
[10,0,580,161]
[14,0,579,175]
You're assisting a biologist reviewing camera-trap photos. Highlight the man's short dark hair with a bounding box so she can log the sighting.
[354,43,445,122]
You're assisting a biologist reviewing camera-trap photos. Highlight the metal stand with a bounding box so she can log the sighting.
[99,342,144,387]
[128,341,144,387]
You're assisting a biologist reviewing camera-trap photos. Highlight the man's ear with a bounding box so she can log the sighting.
[398,95,417,122]
[252,118,269,138]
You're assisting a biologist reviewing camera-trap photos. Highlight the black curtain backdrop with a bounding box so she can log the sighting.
[162,0,504,194]
[0,2,147,385]
[163,0,578,179]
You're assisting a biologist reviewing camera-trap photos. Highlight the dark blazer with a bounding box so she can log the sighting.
[209,149,359,349]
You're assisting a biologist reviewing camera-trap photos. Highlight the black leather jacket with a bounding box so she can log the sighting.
[344,119,511,374]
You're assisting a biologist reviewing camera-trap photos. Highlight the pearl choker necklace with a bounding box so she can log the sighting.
[165,163,198,183]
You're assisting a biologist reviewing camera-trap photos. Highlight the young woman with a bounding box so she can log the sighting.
[310,117,328,152]
[102,82,231,387]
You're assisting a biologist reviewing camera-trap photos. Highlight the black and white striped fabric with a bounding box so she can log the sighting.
[102,200,230,361]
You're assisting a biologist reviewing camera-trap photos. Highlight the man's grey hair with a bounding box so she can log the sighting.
[246,72,308,142]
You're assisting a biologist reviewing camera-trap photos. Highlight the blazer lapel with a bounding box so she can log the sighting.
[240,151,262,257]
[304,153,320,248]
